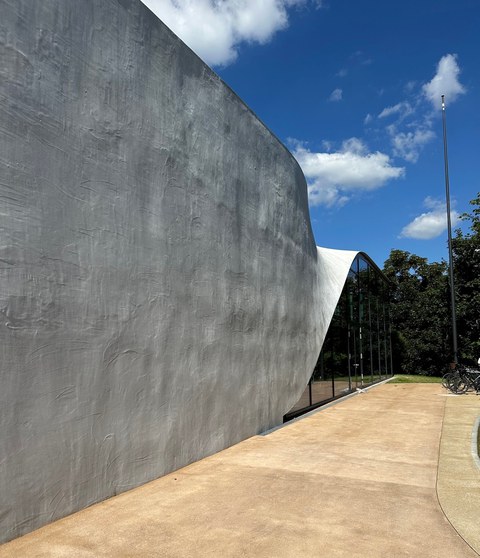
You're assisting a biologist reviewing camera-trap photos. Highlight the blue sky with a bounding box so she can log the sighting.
[141,0,480,267]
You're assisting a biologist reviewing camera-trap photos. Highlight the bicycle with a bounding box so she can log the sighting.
[443,364,480,394]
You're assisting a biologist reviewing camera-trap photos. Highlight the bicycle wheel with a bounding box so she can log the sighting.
[449,376,468,394]
[442,373,455,390]
[443,372,462,393]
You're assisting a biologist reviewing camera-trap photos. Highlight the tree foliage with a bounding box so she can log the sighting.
[384,192,480,374]
[383,250,449,374]
[452,193,480,363]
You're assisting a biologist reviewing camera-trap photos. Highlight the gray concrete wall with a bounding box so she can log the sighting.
[0,0,358,543]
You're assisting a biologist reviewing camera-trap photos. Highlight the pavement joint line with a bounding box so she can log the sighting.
[472,415,480,471]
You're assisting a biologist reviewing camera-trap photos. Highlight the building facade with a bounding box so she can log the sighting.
[1,0,391,544]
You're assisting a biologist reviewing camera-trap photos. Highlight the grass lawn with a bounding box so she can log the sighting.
[389,374,443,384]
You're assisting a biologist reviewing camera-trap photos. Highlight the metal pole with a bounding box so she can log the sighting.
[441,94,458,365]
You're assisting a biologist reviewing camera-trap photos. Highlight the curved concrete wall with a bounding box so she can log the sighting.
[1,0,360,543]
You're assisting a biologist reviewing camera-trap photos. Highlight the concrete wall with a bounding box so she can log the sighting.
[0,0,358,543]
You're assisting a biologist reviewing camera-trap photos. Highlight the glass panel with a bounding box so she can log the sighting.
[381,282,389,377]
[331,276,351,397]
[344,261,359,391]
[288,380,311,413]
[311,349,334,404]
[370,272,383,383]
[387,304,393,376]
[358,258,372,386]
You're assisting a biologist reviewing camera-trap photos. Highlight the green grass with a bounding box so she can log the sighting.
[389,374,443,384]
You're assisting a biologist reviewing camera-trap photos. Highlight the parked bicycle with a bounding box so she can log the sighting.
[442,364,480,394]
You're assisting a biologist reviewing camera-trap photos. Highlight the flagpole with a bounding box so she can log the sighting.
[441,94,458,366]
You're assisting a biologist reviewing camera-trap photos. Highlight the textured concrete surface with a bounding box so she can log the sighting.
[0,0,363,542]
[1,383,477,557]
[437,393,480,554]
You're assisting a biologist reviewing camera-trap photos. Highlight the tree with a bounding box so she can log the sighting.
[384,192,480,374]
[452,193,480,363]
[383,250,450,374]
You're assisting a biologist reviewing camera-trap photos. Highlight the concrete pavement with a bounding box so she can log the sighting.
[437,391,480,554]
[1,383,479,557]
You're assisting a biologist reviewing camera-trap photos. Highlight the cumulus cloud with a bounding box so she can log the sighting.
[329,88,343,102]
[373,55,465,166]
[422,54,466,108]
[292,138,405,207]
[400,197,459,239]
[364,113,373,125]
[140,0,319,67]
[389,126,435,163]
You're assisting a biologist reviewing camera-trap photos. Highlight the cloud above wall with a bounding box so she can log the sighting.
[140,0,321,67]
[291,138,405,207]
[291,54,467,212]
[400,197,459,240]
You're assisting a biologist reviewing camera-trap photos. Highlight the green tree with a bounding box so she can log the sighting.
[383,250,450,374]
[452,193,480,363]
[384,193,480,374]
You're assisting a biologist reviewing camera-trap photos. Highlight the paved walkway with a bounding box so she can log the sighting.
[1,383,479,557]
[438,392,480,553]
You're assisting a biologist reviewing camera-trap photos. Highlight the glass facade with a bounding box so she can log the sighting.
[286,254,393,420]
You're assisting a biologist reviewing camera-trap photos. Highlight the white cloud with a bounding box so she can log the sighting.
[372,55,465,167]
[364,113,373,125]
[336,68,348,78]
[329,88,343,102]
[292,138,405,207]
[140,0,319,67]
[400,197,459,239]
[422,54,466,108]
[389,126,435,163]
[378,101,414,119]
